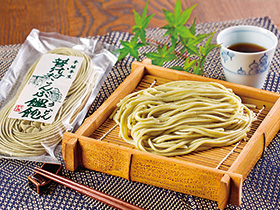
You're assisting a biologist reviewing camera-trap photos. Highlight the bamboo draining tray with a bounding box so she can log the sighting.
[62,60,280,209]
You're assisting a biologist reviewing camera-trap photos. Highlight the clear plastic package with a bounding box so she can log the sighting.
[0,29,117,163]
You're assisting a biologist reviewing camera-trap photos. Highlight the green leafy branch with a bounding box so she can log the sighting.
[117,0,219,75]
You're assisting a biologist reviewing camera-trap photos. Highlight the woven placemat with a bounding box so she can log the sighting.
[0,17,280,210]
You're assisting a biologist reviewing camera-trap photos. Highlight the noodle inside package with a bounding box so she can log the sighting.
[112,80,256,156]
[0,29,117,162]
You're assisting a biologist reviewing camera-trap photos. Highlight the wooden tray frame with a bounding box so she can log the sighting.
[62,60,280,209]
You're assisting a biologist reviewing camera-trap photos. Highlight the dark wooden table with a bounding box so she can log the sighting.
[1,0,279,45]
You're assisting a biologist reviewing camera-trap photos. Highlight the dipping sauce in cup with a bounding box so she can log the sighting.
[217,25,278,88]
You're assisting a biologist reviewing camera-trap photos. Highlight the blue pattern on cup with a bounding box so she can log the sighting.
[221,49,235,63]
[223,53,269,75]
[247,53,269,75]
[237,67,246,75]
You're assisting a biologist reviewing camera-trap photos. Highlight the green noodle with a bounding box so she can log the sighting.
[112,81,255,156]
[0,47,96,157]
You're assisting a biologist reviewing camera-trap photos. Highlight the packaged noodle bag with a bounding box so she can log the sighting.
[0,29,117,163]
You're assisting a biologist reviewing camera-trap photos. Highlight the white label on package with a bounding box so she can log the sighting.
[9,53,84,124]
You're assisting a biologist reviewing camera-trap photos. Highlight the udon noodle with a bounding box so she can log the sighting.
[0,47,96,157]
[112,81,255,156]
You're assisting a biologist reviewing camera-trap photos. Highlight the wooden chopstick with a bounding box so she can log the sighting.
[34,167,146,210]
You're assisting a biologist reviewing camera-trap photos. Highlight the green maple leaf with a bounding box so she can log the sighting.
[184,57,198,71]
[162,0,197,45]
[132,0,154,44]
[199,32,220,56]
[117,0,154,62]
[179,29,219,75]
[180,33,215,56]
[179,18,205,56]
[145,44,177,66]
[172,56,201,74]
[116,0,219,76]
[117,36,146,61]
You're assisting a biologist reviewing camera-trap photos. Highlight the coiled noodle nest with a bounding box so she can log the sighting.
[112,80,255,156]
[0,47,96,157]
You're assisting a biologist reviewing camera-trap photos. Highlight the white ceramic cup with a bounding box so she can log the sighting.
[217,25,278,88]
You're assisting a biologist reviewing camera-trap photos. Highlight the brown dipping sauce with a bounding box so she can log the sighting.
[228,43,266,53]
